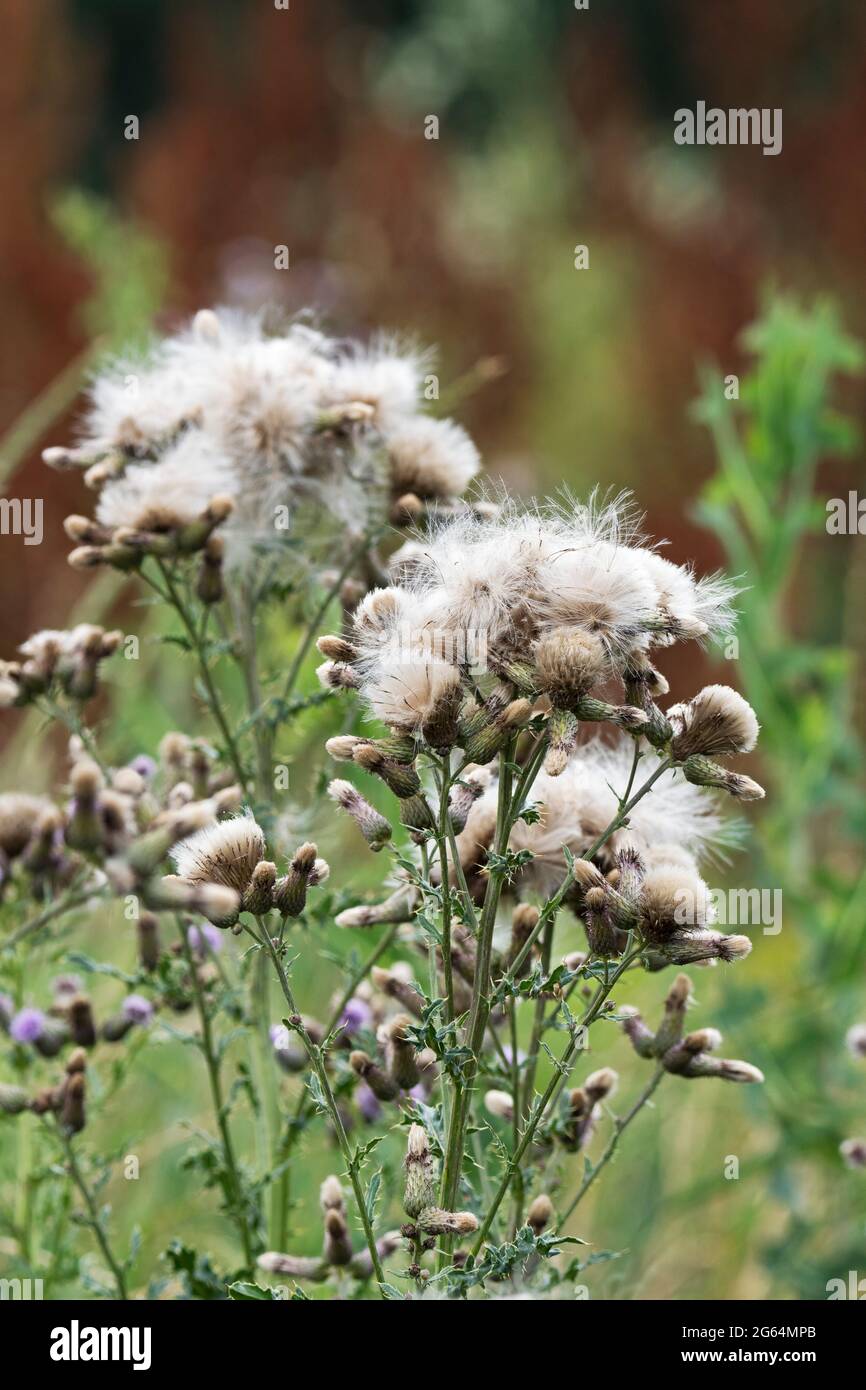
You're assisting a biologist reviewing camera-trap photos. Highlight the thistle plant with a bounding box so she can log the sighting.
[0,307,767,1300]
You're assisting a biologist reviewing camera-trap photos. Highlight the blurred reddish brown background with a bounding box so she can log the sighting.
[2,0,864,687]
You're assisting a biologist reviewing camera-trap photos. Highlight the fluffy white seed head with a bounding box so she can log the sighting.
[171,810,266,893]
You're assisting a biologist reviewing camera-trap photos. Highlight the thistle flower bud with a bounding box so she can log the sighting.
[620,1006,657,1058]
[319,1173,343,1217]
[682,1027,723,1054]
[134,906,161,973]
[240,859,277,915]
[846,1023,866,1059]
[371,967,423,1017]
[0,1083,31,1115]
[544,707,579,777]
[584,1067,618,1103]
[316,660,361,690]
[397,792,437,836]
[484,1089,515,1122]
[350,1050,401,1101]
[325,735,364,761]
[462,698,533,764]
[257,1252,329,1281]
[67,996,97,1048]
[189,883,241,927]
[60,1071,86,1134]
[668,685,759,761]
[336,882,418,928]
[385,1013,420,1089]
[274,844,328,918]
[416,1207,479,1237]
[404,1123,437,1218]
[316,635,357,663]
[196,534,224,605]
[653,972,692,1055]
[571,695,649,737]
[328,780,392,851]
[584,897,623,958]
[840,1138,866,1169]
[447,775,485,833]
[717,1058,764,1084]
[323,1208,353,1266]
[682,755,765,800]
[33,1018,70,1058]
[533,628,608,708]
[527,1194,554,1236]
[659,930,752,966]
[353,744,422,798]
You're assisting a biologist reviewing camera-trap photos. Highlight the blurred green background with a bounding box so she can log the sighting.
[1,0,865,1300]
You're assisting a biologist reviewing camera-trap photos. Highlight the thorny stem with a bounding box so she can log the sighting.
[249,920,387,1291]
[519,917,555,1122]
[438,743,517,1240]
[434,751,456,1025]
[275,923,400,1248]
[177,919,254,1268]
[57,1125,129,1300]
[469,948,643,1256]
[152,561,250,794]
[560,1067,666,1223]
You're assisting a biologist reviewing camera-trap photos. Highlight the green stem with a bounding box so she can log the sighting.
[251,921,387,1291]
[178,919,254,1268]
[559,1068,665,1223]
[58,1128,129,1300]
[469,948,642,1255]
[153,561,249,794]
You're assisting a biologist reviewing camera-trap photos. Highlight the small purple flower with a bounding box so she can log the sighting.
[270,1023,291,1053]
[357,1083,381,1123]
[339,996,372,1037]
[130,754,157,781]
[122,994,154,1026]
[52,974,82,1000]
[408,1083,426,1103]
[188,923,223,954]
[10,1007,46,1044]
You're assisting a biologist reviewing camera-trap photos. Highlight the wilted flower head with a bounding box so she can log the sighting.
[45,310,480,571]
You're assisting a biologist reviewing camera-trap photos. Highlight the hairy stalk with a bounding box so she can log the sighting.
[519,917,555,1121]
[469,947,643,1255]
[57,1126,128,1300]
[152,561,249,794]
[438,743,517,1241]
[434,753,456,1025]
[275,922,400,1248]
[177,919,254,1268]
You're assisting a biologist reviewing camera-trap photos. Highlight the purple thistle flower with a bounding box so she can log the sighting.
[122,994,154,1025]
[339,996,372,1037]
[270,1023,291,1053]
[130,754,157,781]
[357,1083,382,1123]
[10,1007,46,1044]
[188,923,223,954]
